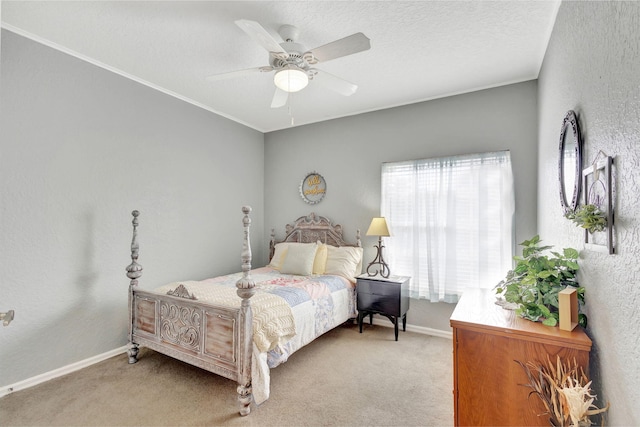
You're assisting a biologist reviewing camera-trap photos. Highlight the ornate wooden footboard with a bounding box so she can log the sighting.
[125,207,256,416]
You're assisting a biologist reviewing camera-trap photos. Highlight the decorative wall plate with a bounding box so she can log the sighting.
[299,171,326,204]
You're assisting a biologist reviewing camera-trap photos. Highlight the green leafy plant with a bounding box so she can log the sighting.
[495,235,586,327]
[565,204,607,234]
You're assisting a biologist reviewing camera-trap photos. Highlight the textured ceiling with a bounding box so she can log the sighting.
[1,1,560,132]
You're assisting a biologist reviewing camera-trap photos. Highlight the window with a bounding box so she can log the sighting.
[381,151,515,303]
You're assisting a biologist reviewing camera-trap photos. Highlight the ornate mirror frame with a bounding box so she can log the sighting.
[558,110,583,213]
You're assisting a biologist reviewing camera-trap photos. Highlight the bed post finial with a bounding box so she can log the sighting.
[126,210,143,287]
[236,206,256,416]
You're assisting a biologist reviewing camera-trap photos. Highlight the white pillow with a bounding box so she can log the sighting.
[269,243,290,270]
[280,243,318,276]
[324,246,364,283]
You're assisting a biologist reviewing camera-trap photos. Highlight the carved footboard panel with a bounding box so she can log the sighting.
[131,289,247,381]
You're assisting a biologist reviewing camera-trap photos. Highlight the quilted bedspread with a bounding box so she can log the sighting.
[156,274,296,353]
[155,266,357,405]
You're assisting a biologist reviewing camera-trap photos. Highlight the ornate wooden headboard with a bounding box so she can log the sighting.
[269,212,361,259]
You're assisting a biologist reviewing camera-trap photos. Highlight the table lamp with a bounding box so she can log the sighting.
[366,217,391,278]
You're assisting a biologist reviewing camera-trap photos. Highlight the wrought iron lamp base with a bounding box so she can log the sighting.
[366,237,390,278]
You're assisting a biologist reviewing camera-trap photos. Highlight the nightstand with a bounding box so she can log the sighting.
[356,274,410,341]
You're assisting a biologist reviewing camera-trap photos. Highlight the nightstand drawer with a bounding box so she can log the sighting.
[357,292,399,315]
[357,279,398,297]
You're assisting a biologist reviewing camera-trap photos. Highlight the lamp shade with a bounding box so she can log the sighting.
[366,217,391,237]
[273,67,309,93]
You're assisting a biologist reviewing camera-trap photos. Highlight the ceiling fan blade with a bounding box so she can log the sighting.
[235,19,288,56]
[206,66,273,81]
[306,33,370,63]
[271,88,289,108]
[312,69,358,96]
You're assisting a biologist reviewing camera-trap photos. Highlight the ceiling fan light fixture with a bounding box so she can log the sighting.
[274,67,308,92]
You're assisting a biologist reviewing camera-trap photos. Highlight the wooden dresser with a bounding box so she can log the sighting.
[450,288,592,426]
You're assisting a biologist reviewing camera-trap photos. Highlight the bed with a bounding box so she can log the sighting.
[125,207,362,415]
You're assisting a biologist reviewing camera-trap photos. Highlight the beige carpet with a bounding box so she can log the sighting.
[0,322,453,427]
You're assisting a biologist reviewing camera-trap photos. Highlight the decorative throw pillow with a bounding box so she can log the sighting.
[269,243,290,270]
[313,242,328,274]
[324,245,364,283]
[280,243,319,276]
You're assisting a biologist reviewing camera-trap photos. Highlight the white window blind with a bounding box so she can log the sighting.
[381,151,515,303]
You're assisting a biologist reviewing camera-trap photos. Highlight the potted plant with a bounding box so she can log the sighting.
[565,204,607,234]
[494,235,586,327]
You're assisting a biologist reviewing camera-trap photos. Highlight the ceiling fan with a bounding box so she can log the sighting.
[207,20,371,108]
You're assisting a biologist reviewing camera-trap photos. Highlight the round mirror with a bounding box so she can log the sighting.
[558,110,583,213]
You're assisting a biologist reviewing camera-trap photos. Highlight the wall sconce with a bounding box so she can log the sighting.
[366,217,391,278]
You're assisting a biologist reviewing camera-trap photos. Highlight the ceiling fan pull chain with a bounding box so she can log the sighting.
[288,94,295,126]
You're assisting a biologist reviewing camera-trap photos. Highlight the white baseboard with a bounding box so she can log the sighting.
[369,317,453,340]
[0,346,128,398]
[0,322,450,398]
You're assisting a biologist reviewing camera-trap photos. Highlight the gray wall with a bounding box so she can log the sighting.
[264,81,539,332]
[0,30,265,386]
[537,2,640,425]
